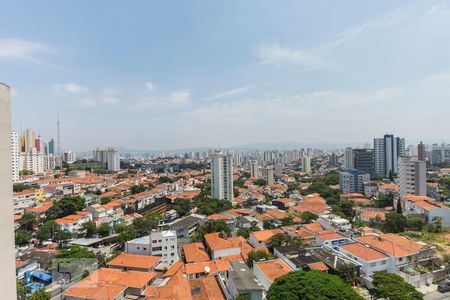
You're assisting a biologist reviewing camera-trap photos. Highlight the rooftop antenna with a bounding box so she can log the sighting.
[57,112,61,156]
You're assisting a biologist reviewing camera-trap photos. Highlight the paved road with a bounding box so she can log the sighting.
[425,290,450,300]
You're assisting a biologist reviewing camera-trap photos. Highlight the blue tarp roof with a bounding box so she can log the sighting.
[31,270,52,283]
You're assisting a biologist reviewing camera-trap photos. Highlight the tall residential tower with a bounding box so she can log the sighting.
[211,151,234,201]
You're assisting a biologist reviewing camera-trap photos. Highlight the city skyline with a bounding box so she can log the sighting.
[2,1,450,150]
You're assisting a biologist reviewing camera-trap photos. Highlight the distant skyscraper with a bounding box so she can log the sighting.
[63,151,76,164]
[417,142,425,162]
[107,149,120,172]
[430,143,450,165]
[344,148,354,169]
[250,160,258,178]
[330,152,339,166]
[262,165,274,186]
[398,157,426,197]
[353,149,375,176]
[17,128,45,174]
[48,138,55,155]
[339,169,370,194]
[11,131,19,182]
[211,151,234,201]
[374,134,405,177]
[302,156,312,175]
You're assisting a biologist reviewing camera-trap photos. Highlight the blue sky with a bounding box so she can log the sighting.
[2,0,450,151]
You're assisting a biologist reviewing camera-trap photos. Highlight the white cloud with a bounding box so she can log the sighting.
[100,95,120,105]
[52,83,88,94]
[204,85,253,101]
[166,91,190,106]
[0,38,56,66]
[257,44,324,70]
[256,7,411,71]
[146,81,157,91]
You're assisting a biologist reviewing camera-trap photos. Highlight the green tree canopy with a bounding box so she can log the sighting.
[98,223,111,237]
[173,198,192,217]
[13,183,28,192]
[130,184,147,195]
[299,211,318,224]
[383,212,407,233]
[26,289,51,300]
[20,213,38,231]
[246,250,273,267]
[267,270,363,300]
[36,221,59,242]
[81,221,98,238]
[56,245,97,259]
[194,219,230,241]
[372,272,423,300]
[46,196,86,221]
[15,230,31,246]
[267,233,303,250]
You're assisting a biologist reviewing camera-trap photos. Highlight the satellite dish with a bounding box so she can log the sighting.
[204,266,211,273]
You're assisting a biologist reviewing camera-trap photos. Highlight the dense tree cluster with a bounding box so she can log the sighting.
[267,270,363,300]
[372,272,423,300]
[46,196,86,221]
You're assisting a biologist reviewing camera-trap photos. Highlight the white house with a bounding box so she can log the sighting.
[125,230,178,264]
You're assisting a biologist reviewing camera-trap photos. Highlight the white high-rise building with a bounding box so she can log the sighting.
[107,149,120,172]
[302,156,312,175]
[11,131,19,182]
[374,134,405,177]
[344,147,354,169]
[398,157,426,197]
[20,148,44,174]
[0,83,17,299]
[250,160,258,178]
[63,150,76,163]
[211,151,234,201]
[430,144,450,165]
[94,147,121,172]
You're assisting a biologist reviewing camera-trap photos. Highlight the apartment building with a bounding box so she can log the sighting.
[211,151,234,201]
[125,230,178,264]
[398,157,426,197]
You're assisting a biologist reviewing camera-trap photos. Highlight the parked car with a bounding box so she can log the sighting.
[437,281,450,293]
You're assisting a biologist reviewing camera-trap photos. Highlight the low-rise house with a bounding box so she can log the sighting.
[315,231,349,248]
[272,198,297,210]
[55,211,93,233]
[204,232,241,260]
[13,189,36,211]
[359,211,386,223]
[24,202,53,221]
[274,245,327,272]
[253,259,293,291]
[318,214,352,231]
[336,242,389,276]
[182,242,210,263]
[169,214,206,244]
[107,253,161,272]
[403,195,450,227]
[227,260,264,300]
[248,229,283,248]
[63,268,157,300]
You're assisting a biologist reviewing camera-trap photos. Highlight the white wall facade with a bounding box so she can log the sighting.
[0,83,17,299]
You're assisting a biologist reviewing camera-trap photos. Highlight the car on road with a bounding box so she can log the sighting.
[437,281,450,293]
